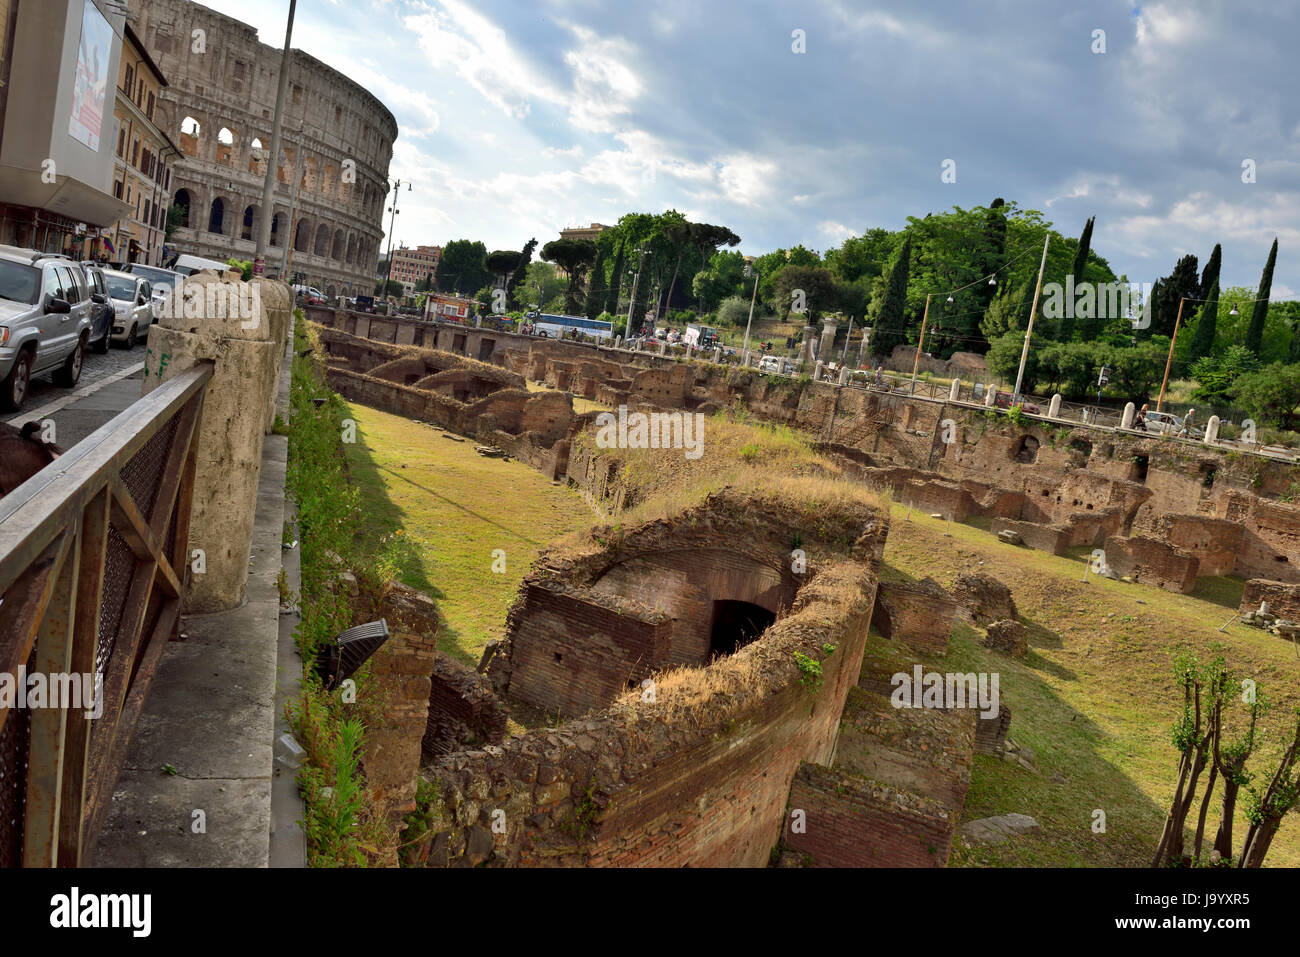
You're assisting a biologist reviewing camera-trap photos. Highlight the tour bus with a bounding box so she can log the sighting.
[531,313,613,340]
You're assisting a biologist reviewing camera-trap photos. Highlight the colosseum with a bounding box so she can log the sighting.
[130,0,397,296]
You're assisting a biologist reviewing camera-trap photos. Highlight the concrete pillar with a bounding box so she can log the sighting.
[814,360,824,381]
[142,273,289,613]
[657,340,667,356]
[614,335,622,348]
[1205,415,1221,444]
[1121,402,1136,430]
[712,346,722,363]
[819,317,838,361]
[985,386,996,407]
[1049,393,1062,418]
[949,378,960,401]
[838,366,850,386]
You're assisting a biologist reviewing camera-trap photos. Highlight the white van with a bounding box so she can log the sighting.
[171,254,234,277]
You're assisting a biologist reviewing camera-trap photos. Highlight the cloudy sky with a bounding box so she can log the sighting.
[191,0,1299,296]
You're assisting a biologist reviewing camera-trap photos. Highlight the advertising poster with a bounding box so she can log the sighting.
[69,1,113,151]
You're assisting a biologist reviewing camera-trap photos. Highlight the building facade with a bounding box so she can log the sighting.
[130,0,397,296]
[0,0,132,252]
[390,243,441,295]
[423,290,477,324]
[106,23,180,265]
[558,222,609,244]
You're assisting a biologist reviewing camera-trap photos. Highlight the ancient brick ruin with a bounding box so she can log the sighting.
[301,305,1300,867]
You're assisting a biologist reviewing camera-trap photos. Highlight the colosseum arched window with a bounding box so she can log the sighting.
[270,212,286,248]
[294,218,311,253]
[332,228,346,261]
[173,189,192,228]
[241,205,258,241]
[346,233,357,264]
[314,223,331,258]
[216,127,235,166]
[179,116,201,158]
[322,163,337,198]
[248,137,266,176]
[303,156,319,192]
[208,197,225,235]
[278,145,295,185]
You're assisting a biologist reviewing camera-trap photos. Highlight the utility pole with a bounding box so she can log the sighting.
[909,293,932,392]
[1013,233,1051,402]
[841,315,854,364]
[1156,296,1187,412]
[741,265,759,358]
[281,131,305,279]
[252,0,296,277]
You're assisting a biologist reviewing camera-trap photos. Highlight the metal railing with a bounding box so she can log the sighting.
[0,363,212,867]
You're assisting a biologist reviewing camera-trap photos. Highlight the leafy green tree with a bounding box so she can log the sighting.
[1190,345,1260,406]
[507,238,537,309]
[541,238,598,314]
[585,245,606,321]
[374,279,403,298]
[1147,254,1199,340]
[604,240,626,316]
[716,295,752,327]
[435,239,491,294]
[1245,238,1278,356]
[868,235,911,357]
[772,264,837,323]
[825,228,899,283]
[1187,281,1221,362]
[1232,363,1300,428]
[689,223,741,309]
[985,330,1037,392]
[692,250,746,312]
[485,249,522,291]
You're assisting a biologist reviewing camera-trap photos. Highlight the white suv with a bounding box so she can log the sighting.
[103,270,153,349]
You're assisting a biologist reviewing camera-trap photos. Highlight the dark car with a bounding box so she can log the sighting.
[994,391,1040,415]
[79,262,115,353]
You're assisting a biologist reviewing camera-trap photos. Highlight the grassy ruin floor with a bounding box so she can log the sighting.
[340,400,593,667]
[882,505,1300,868]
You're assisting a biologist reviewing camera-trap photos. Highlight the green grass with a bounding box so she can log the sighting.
[341,401,593,665]
[881,505,1300,867]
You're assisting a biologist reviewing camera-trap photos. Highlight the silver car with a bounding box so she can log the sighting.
[103,270,153,349]
[0,249,94,411]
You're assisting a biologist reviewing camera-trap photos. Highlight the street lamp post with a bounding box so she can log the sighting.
[382,179,411,299]
[741,263,759,359]
[626,246,648,331]
[252,0,296,277]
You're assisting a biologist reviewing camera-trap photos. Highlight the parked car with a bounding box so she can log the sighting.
[0,249,94,411]
[123,263,184,319]
[169,253,234,276]
[1141,409,1203,440]
[993,391,1041,415]
[78,261,115,354]
[103,270,153,349]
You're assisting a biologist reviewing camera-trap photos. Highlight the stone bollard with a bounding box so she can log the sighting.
[657,340,667,357]
[838,366,850,386]
[949,377,961,401]
[615,335,622,349]
[712,346,722,363]
[141,271,288,614]
[1049,393,1062,418]
[1205,415,1220,444]
[815,360,824,380]
[1121,402,1136,430]
[985,386,996,407]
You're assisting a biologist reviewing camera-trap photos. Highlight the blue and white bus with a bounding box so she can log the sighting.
[530,312,613,341]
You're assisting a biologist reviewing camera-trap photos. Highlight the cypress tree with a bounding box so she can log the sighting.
[1068,216,1097,340]
[1245,237,1278,356]
[604,240,625,316]
[870,235,911,357]
[1188,281,1220,362]
[1150,254,1199,338]
[1199,244,1222,300]
[507,238,537,309]
[586,246,606,321]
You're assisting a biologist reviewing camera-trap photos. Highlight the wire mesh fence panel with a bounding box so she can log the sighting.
[0,365,211,867]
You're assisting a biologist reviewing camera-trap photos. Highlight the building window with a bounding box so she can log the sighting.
[117,127,125,157]
[131,139,139,167]
[113,179,123,200]
[124,64,134,94]
[147,92,155,120]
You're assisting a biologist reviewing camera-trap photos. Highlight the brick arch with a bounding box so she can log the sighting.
[321,161,338,199]
[293,215,313,253]
[332,228,346,261]
[346,233,358,265]
[313,222,331,258]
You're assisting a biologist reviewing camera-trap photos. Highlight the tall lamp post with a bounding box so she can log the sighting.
[1155,297,1187,413]
[626,245,648,331]
[252,0,297,277]
[381,179,411,299]
[740,262,760,359]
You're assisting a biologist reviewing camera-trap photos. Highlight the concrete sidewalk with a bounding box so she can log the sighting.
[85,329,305,867]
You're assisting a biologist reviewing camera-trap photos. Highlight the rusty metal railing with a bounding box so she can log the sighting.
[0,363,212,867]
